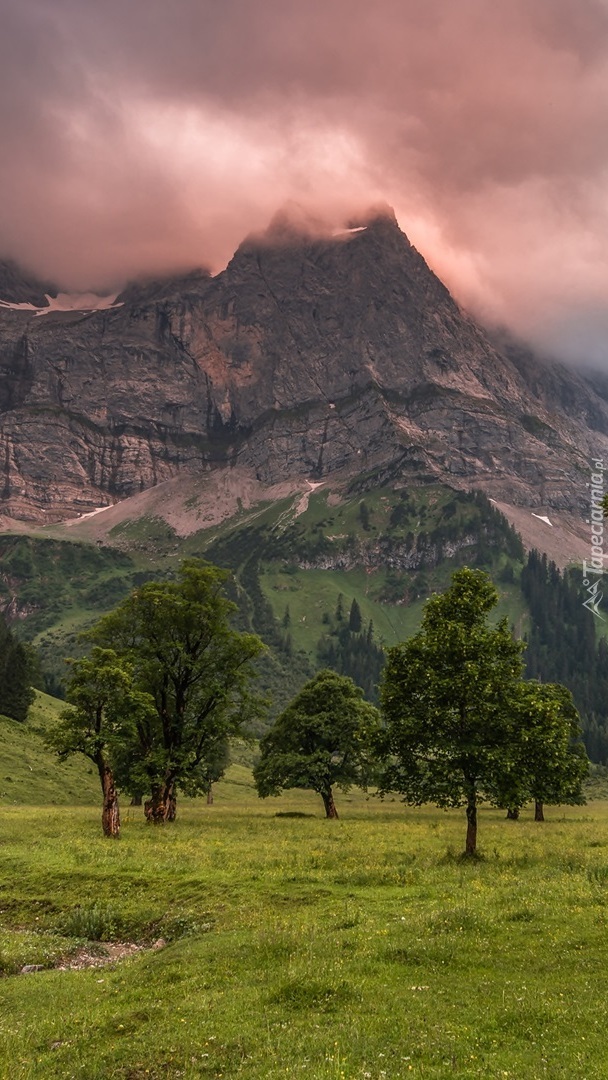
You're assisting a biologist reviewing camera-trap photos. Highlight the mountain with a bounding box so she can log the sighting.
[0,260,56,308]
[0,205,605,530]
[4,214,608,766]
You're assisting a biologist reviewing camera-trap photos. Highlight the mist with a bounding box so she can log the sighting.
[1,0,608,363]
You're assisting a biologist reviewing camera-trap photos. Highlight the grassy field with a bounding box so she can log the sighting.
[2,773,608,1079]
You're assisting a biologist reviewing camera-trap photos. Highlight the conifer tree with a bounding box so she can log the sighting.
[349,598,362,633]
[0,612,35,722]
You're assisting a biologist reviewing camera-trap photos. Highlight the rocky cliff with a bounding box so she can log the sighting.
[0,207,605,522]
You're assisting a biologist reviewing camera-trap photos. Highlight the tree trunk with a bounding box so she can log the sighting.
[506,807,520,820]
[130,794,142,807]
[465,791,477,855]
[98,764,120,838]
[144,780,176,823]
[534,800,545,822]
[206,784,214,806]
[321,788,339,819]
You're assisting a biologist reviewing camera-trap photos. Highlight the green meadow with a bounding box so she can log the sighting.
[2,767,608,1079]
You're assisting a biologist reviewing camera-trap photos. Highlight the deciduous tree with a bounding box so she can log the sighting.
[254,669,381,818]
[495,682,588,822]
[380,568,525,855]
[46,648,152,837]
[91,560,266,822]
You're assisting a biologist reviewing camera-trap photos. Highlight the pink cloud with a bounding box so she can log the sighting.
[1,0,607,362]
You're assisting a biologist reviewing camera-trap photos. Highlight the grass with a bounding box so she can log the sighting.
[3,774,608,1077]
[261,566,425,652]
[261,564,527,657]
[0,691,99,806]
[108,516,179,554]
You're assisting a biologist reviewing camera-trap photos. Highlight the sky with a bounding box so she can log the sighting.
[1,0,608,364]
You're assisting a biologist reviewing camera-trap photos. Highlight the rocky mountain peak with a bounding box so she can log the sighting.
[240,200,402,255]
[346,201,399,228]
[260,202,332,244]
[0,213,606,524]
[116,266,212,308]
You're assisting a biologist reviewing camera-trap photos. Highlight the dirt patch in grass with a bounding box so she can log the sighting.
[19,938,166,975]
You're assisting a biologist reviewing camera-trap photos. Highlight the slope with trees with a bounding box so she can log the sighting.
[0,486,531,715]
[316,594,385,701]
[521,550,608,762]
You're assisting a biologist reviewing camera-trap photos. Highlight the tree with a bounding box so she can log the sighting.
[46,648,153,837]
[495,682,588,822]
[349,598,362,633]
[91,560,266,823]
[519,549,604,763]
[316,606,385,703]
[254,669,381,818]
[0,613,35,722]
[380,568,526,855]
[197,736,231,806]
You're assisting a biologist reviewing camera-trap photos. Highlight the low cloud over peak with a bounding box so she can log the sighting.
[1,0,608,364]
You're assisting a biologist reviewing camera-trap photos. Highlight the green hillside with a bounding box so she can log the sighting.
[0,483,528,698]
[0,691,98,805]
[1,480,606,759]
[200,484,528,658]
[0,533,163,695]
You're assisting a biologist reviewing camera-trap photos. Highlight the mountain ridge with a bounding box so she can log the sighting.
[0,206,603,525]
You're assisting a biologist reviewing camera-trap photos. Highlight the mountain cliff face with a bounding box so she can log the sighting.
[0,208,605,523]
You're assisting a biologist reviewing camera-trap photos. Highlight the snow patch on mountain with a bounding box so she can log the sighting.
[0,292,122,316]
[332,226,368,237]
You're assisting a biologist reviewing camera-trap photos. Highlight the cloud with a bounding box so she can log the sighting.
[1,0,608,362]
